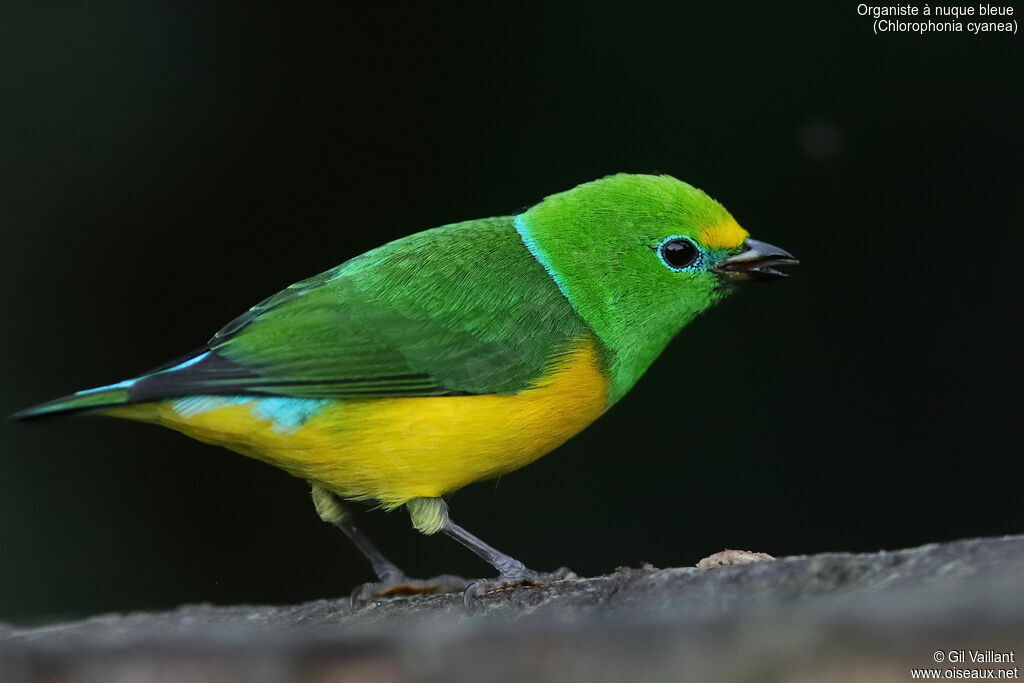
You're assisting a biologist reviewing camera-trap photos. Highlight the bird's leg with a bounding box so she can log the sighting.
[335,513,404,584]
[440,517,576,609]
[311,485,401,583]
[310,486,469,604]
[442,519,531,577]
[406,496,574,610]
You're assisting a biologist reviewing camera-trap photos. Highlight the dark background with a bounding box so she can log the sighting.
[1,2,1021,623]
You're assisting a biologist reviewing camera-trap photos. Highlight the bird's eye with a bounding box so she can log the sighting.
[658,237,701,271]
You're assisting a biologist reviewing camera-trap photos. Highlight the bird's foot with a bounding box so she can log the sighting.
[463,566,577,614]
[350,573,471,607]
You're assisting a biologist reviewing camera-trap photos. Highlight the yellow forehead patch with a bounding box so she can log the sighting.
[699,218,749,250]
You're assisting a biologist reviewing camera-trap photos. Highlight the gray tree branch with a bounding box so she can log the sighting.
[2,535,1022,682]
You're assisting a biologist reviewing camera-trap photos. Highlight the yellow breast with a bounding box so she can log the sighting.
[109,339,608,508]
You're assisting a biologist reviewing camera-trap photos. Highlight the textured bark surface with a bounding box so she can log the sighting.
[2,535,1022,682]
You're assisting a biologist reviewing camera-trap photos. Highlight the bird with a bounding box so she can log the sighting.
[14,173,798,603]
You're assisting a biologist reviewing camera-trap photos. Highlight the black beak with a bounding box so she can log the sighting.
[713,238,799,282]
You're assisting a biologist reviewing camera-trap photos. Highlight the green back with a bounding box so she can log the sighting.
[141,217,590,400]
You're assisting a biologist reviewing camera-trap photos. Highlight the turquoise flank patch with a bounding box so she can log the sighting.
[514,214,572,303]
[171,396,330,434]
[251,397,330,433]
[172,396,251,418]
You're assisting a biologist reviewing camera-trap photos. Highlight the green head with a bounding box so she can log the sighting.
[517,173,796,403]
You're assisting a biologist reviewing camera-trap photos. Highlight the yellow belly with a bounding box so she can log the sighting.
[108,339,608,508]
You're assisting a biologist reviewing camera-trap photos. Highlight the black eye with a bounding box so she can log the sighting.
[659,238,699,270]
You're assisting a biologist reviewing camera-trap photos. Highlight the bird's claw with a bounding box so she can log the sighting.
[350,573,471,608]
[463,566,577,614]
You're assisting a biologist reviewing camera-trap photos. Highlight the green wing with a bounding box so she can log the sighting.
[130,217,589,401]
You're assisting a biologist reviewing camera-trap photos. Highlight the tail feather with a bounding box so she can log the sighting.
[12,349,214,421]
[12,381,135,421]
